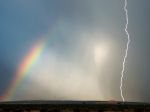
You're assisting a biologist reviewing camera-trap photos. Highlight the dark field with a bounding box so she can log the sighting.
[0,101,150,112]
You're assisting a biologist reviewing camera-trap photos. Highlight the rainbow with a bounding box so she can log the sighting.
[0,40,45,101]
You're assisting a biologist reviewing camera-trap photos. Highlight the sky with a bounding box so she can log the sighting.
[0,0,150,102]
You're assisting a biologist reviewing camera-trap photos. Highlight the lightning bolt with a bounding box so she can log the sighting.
[120,0,130,102]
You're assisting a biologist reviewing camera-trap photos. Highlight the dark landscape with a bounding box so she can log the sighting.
[0,101,150,112]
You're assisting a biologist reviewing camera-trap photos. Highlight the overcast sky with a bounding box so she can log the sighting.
[0,0,150,102]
